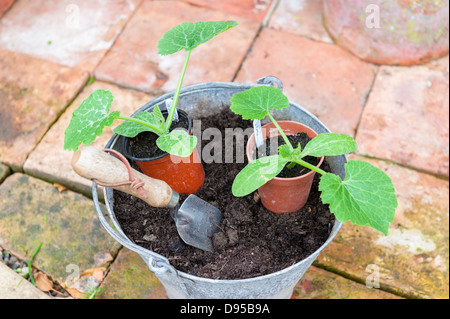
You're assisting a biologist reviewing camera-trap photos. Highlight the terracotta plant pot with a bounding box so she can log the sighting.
[323,0,449,65]
[122,109,205,195]
[246,121,324,214]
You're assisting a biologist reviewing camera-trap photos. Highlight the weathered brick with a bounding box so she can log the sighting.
[355,57,449,177]
[99,248,167,299]
[0,50,88,171]
[235,28,377,136]
[293,266,402,299]
[0,263,51,299]
[0,174,121,285]
[181,0,273,22]
[269,0,332,43]
[95,0,260,93]
[0,0,141,72]
[316,156,449,299]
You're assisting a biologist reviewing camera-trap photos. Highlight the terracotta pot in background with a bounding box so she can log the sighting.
[246,121,324,214]
[122,109,205,195]
[323,0,449,65]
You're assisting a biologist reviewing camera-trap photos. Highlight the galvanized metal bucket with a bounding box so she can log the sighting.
[92,78,345,299]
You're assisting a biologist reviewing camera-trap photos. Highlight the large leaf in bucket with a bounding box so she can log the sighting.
[230,86,290,120]
[319,160,397,235]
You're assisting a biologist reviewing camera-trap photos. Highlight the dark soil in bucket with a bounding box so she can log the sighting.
[113,108,335,280]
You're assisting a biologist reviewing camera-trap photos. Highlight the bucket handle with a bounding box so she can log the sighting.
[257,76,284,91]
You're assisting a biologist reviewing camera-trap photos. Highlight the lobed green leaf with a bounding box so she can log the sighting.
[156,129,197,157]
[113,105,166,138]
[157,20,238,55]
[64,89,119,151]
[300,133,357,158]
[232,155,288,197]
[230,86,290,120]
[278,144,293,158]
[319,160,398,235]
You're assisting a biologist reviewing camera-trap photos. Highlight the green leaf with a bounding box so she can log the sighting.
[157,20,238,55]
[113,105,166,138]
[232,155,288,197]
[156,129,197,157]
[278,144,292,158]
[230,86,290,120]
[64,89,119,151]
[300,133,357,158]
[152,104,165,124]
[319,160,397,235]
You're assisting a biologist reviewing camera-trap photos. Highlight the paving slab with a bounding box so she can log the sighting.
[23,81,155,197]
[268,0,332,43]
[0,173,121,286]
[235,28,377,136]
[315,156,449,299]
[0,0,14,18]
[0,262,51,299]
[0,49,88,171]
[181,0,274,22]
[99,248,167,299]
[95,0,260,93]
[355,56,449,177]
[0,0,142,73]
[292,266,402,299]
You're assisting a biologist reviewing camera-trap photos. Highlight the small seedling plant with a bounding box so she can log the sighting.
[230,86,398,235]
[64,20,238,157]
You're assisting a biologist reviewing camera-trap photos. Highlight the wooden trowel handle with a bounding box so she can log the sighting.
[72,145,176,208]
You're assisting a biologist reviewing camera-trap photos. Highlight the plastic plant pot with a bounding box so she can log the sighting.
[122,109,205,195]
[246,121,324,214]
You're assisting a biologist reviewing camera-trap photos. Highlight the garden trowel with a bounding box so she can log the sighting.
[71,145,222,252]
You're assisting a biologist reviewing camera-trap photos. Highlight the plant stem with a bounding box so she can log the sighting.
[287,162,296,169]
[294,158,327,175]
[116,116,163,134]
[267,112,293,150]
[266,112,325,175]
[164,49,192,132]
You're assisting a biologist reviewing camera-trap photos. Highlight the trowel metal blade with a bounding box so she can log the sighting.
[174,194,222,252]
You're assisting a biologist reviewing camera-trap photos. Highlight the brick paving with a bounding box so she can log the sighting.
[0,0,448,299]
[95,0,260,92]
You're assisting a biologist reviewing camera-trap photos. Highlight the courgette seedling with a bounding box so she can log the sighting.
[64,20,238,157]
[230,86,398,235]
